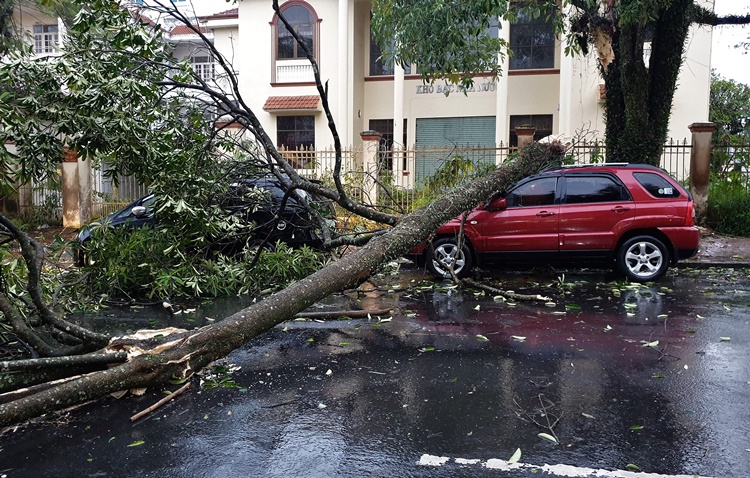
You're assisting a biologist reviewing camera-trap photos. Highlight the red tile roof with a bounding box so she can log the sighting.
[263,95,320,110]
[170,25,207,35]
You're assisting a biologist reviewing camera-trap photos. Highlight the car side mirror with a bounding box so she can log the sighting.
[486,197,507,211]
[131,206,147,218]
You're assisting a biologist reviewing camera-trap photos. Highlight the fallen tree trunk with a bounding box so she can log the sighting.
[0,145,557,427]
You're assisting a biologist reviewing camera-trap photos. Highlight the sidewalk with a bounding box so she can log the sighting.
[682,228,750,268]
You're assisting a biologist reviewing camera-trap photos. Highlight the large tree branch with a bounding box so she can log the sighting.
[0,143,561,427]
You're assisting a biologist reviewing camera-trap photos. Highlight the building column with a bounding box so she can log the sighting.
[360,130,382,205]
[61,149,81,228]
[558,3,575,137]
[338,0,350,145]
[494,17,510,152]
[393,62,405,185]
[689,122,716,225]
[61,149,91,229]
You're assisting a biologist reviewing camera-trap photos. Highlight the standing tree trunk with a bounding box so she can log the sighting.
[602,0,694,165]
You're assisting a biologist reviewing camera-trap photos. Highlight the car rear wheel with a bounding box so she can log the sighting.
[617,236,670,282]
[426,238,473,279]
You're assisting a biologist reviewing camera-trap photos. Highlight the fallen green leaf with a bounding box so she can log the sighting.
[626,464,641,471]
[511,336,526,342]
[630,425,644,431]
[720,337,731,342]
[127,440,145,447]
[508,448,522,464]
[476,334,489,341]
[581,412,595,419]
[538,433,558,444]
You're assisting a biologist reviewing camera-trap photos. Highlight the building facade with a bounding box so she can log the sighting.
[201,1,713,161]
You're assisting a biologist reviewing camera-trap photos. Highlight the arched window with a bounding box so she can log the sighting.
[271,2,320,83]
[277,5,314,59]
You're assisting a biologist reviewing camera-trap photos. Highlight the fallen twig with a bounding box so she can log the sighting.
[130,382,191,422]
[294,308,393,320]
[462,277,552,302]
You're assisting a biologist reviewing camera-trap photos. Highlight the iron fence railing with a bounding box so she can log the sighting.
[14,139,712,223]
[91,167,149,218]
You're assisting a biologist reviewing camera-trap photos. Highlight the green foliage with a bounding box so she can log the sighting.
[82,224,327,300]
[710,73,750,142]
[408,155,497,210]
[707,173,750,236]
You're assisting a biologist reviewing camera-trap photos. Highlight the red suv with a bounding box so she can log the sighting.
[413,164,700,282]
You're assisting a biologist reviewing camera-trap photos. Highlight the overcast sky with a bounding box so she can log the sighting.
[711,0,750,85]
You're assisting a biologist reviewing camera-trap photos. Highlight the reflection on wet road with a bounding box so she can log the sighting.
[1,266,749,477]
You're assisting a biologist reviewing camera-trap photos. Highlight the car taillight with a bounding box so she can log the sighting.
[685,201,695,226]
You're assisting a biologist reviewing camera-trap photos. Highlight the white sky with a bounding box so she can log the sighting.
[711,0,750,85]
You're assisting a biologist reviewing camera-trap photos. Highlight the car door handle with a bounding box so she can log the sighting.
[536,211,555,217]
[611,206,631,213]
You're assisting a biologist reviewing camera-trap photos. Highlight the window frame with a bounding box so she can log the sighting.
[509,114,554,147]
[508,8,555,71]
[271,1,321,83]
[191,55,215,82]
[33,24,59,54]
[277,115,316,168]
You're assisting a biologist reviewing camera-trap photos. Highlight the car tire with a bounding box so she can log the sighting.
[426,238,473,279]
[616,235,670,282]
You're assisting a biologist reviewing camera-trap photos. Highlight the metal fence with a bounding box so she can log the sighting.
[284,139,695,213]
[14,139,705,223]
[91,167,149,218]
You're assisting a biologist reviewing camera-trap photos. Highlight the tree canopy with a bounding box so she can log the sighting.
[710,73,750,142]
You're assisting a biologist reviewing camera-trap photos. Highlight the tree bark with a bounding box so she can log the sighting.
[0,144,558,427]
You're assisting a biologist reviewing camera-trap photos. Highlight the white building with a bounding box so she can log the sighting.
[197,1,713,162]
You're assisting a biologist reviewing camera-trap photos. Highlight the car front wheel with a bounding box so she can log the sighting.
[426,238,473,279]
[617,236,670,282]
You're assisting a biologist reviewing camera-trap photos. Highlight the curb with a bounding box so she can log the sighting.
[679,261,750,269]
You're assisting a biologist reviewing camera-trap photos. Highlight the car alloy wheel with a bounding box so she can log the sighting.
[426,238,473,279]
[618,236,669,282]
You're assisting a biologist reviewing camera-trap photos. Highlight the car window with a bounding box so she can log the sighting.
[111,195,155,221]
[633,172,682,198]
[505,177,557,207]
[564,176,630,204]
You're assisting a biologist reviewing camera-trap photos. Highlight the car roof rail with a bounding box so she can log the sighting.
[557,162,630,168]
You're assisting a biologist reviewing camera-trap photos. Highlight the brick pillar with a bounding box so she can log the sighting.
[360,130,382,206]
[515,125,536,149]
[688,122,716,226]
[61,149,80,228]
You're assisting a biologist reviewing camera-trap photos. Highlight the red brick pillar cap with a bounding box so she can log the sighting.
[688,123,717,133]
[360,130,383,142]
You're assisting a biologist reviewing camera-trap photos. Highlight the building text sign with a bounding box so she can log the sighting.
[416,81,497,95]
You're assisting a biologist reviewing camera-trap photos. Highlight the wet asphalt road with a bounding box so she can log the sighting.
[1,264,750,477]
